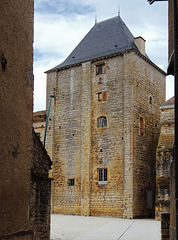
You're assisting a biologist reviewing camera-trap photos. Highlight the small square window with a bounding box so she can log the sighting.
[96,64,105,75]
[68,179,75,186]
[98,168,108,185]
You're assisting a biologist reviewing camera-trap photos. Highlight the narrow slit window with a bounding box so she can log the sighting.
[98,168,108,185]
[149,96,153,105]
[98,92,102,101]
[139,116,145,136]
[98,116,107,128]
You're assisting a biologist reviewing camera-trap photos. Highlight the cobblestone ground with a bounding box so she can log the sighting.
[50,214,161,240]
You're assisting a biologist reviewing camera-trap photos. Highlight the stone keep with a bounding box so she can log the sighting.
[46,16,166,218]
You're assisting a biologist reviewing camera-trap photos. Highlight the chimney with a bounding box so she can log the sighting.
[134,36,146,56]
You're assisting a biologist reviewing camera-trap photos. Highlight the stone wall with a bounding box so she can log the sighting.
[170,160,176,240]
[128,51,165,218]
[30,131,52,240]
[0,1,52,239]
[0,0,34,238]
[155,100,174,221]
[46,50,165,218]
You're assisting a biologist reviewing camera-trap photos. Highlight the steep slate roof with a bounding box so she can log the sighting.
[47,16,140,72]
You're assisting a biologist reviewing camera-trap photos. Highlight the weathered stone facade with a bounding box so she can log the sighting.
[46,16,166,218]
[155,97,174,221]
[0,1,52,239]
[33,110,46,144]
[30,131,52,240]
[170,160,176,240]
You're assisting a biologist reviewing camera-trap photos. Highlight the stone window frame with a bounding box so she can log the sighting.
[98,168,108,185]
[96,62,106,76]
[98,92,103,101]
[97,91,107,102]
[97,116,107,128]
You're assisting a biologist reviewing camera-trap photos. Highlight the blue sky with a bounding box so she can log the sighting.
[33,0,174,111]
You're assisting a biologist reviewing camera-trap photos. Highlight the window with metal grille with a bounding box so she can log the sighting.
[98,168,108,185]
[96,63,105,75]
[97,116,107,128]
[68,179,75,186]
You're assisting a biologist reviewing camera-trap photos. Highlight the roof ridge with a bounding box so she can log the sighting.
[96,16,120,25]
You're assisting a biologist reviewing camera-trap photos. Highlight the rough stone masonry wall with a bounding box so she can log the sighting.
[46,50,165,218]
[170,160,176,240]
[0,0,34,239]
[90,55,124,217]
[129,51,166,218]
[30,131,52,240]
[47,67,83,215]
[155,105,174,221]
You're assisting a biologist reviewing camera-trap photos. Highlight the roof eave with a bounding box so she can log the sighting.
[45,49,167,76]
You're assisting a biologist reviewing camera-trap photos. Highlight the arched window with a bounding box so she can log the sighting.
[97,116,107,128]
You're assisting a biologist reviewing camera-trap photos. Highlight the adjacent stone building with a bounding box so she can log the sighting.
[46,16,166,218]
[155,96,174,221]
[33,110,46,144]
[0,1,52,239]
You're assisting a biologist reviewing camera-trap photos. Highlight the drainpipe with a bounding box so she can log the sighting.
[44,95,55,147]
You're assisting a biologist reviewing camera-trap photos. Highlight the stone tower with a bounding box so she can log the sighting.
[46,16,166,218]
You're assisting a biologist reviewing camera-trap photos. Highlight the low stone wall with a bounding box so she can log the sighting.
[30,131,52,240]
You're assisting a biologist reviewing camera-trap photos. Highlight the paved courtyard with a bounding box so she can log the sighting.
[50,214,161,240]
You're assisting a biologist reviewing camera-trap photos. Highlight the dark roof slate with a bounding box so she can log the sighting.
[47,16,140,72]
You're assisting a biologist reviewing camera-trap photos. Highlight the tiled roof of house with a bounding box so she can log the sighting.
[161,96,174,106]
[47,16,141,72]
[33,110,46,123]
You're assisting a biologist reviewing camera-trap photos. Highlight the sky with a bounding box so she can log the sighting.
[33,0,174,112]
